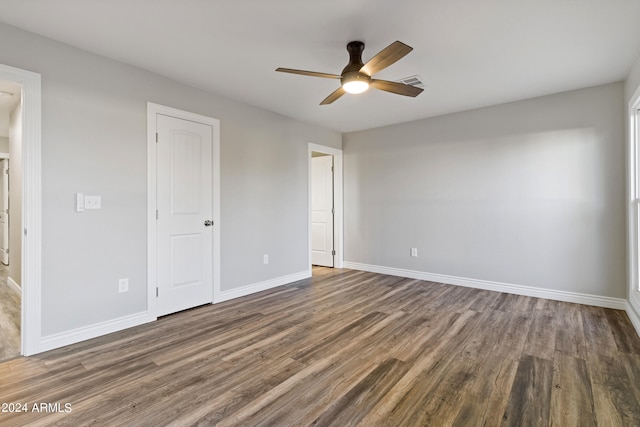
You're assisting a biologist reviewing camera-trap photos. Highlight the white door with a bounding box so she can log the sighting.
[311,155,334,267]
[156,114,213,316]
[0,159,8,265]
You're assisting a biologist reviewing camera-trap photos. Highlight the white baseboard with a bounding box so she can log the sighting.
[344,262,627,310]
[215,270,311,304]
[39,311,156,354]
[36,270,312,354]
[7,276,21,295]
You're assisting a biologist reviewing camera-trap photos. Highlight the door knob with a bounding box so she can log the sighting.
[204,220,213,227]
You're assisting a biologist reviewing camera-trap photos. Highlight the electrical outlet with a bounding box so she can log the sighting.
[118,278,129,293]
[410,248,418,257]
[263,254,269,264]
[84,195,102,209]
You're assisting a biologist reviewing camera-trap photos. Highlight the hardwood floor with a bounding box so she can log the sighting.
[0,263,20,361]
[0,267,639,426]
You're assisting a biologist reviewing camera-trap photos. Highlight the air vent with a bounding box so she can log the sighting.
[396,75,425,88]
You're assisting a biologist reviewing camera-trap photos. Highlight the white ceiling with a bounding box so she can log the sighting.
[1,0,639,132]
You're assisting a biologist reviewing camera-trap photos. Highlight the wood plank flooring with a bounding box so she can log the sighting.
[0,263,20,361]
[0,267,639,426]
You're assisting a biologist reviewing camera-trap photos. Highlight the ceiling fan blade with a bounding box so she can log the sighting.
[275,68,341,79]
[370,79,424,97]
[360,41,413,76]
[320,87,346,105]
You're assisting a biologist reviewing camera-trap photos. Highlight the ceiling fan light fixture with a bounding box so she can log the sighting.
[342,79,369,94]
[341,72,370,94]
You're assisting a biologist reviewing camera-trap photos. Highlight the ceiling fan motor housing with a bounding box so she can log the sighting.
[341,41,372,88]
[342,41,367,75]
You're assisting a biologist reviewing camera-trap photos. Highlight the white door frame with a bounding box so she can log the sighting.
[308,143,343,269]
[147,103,221,314]
[0,63,42,356]
[627,84,640,333]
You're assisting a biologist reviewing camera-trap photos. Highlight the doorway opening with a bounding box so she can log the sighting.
[311,152,334,267]
[308,143,343,270]
[0,63,41,359]
[0,64,42,357]
[0,80,21,361]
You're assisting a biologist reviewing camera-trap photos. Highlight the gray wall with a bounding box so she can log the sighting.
[0,22,341,336]
[0,136,8,152]
[344,82,626,298]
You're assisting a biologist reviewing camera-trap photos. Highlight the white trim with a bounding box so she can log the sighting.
[216,270,310,303]
[39,311,155,353]
[7,276,21,295]
[0,152,9,159]
[147,102,221,315]
[627,83,640,337]
[0,63,42,356]
[308,143,344,269]
[344,262,627,310]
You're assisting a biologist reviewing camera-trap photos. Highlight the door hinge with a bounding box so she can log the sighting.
[156,287,159,297]
[332,250,336,256]
[155,133,158,143]
[156,209,159,220]
[331,208,335,215]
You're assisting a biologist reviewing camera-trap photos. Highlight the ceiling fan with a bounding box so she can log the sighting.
[276,40,424,105]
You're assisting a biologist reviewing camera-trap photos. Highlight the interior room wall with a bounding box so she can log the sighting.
[0,22,341,337]
[8,97,22,286]
[344,82,625,299]
[0,136,8,152]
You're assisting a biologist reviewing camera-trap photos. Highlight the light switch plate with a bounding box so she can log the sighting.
[76,193,85,212]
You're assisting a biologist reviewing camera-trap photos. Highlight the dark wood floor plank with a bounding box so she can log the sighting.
[550,353,597,427]
[235,356,379,426]
[0,267,638,426]
[468,288,501,312]
[356,309,482,425]
[501,354,554,427]
[620,352,640,404]
[494,312,534,360]
[311,357,408,426]
[588,351,640,426]
[523,309,557,360]
[492,292,520,312]
[582,305,618,357]
[451,355,519,427]
[604,309,640,355]
[555,302,587,360]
